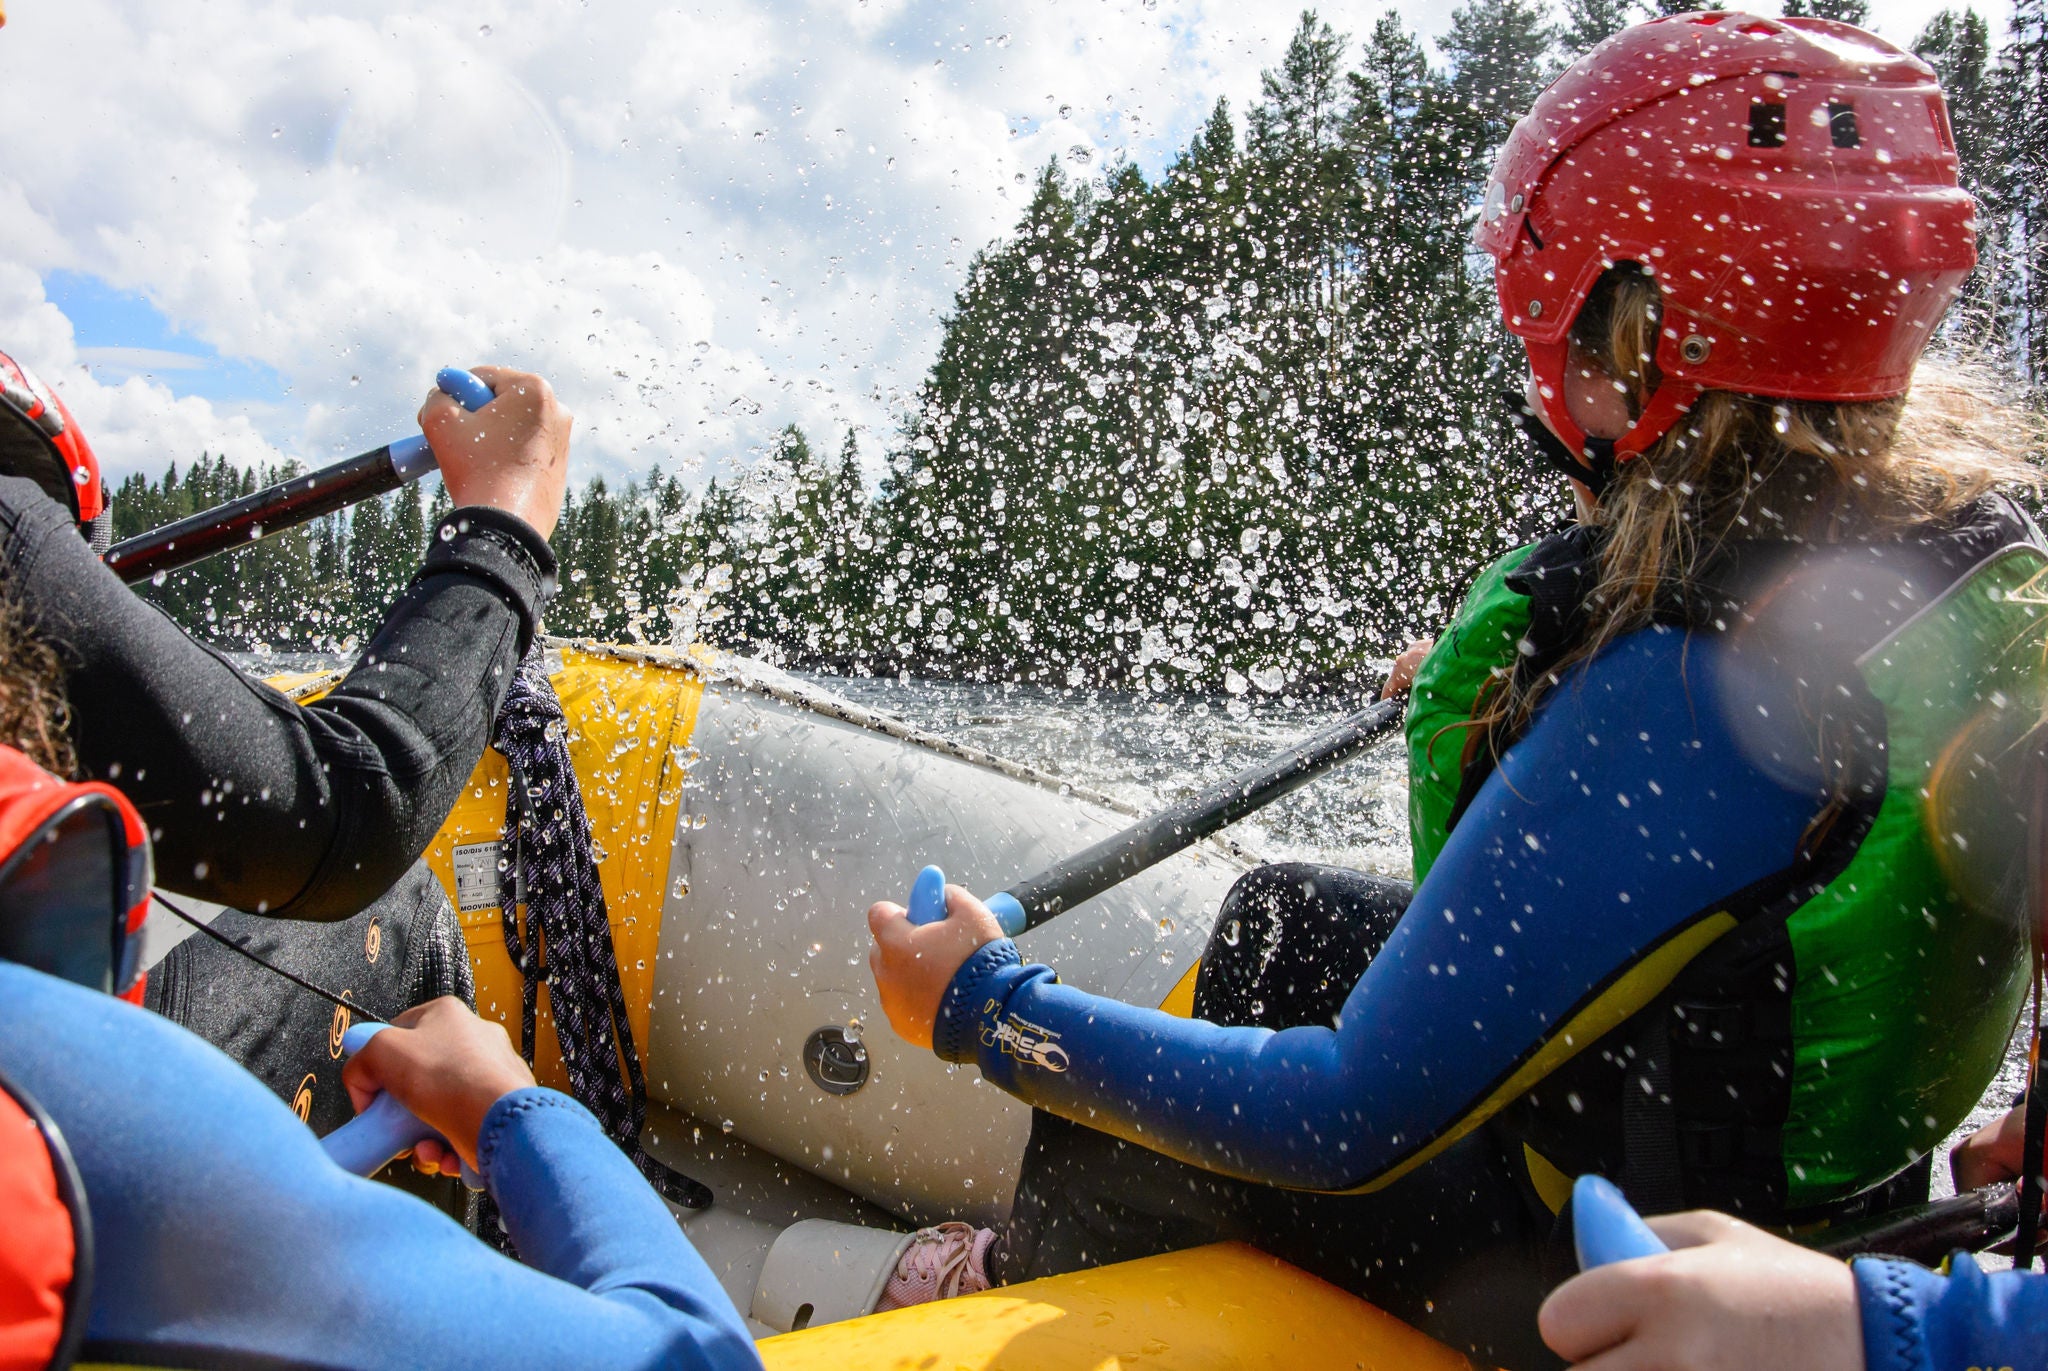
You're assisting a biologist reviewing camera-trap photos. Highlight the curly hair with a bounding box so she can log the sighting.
[0,588,76,777]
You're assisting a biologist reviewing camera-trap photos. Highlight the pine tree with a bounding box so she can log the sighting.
[2006,0,2048,392]
[1559,0,1643,54]
[749,424,836,657]
[1247,12,1360,307]
[1916,10,2005,352]
[813,432,876,662]
[1440,0,1557,194]
[390,481,426,566]
[1782,0,1871,25]
[554,476,627,638]
[346,493,392,639]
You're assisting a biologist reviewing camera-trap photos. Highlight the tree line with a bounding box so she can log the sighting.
[116,0,2048,696]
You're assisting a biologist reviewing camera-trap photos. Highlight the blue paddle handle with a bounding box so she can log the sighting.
[321,1023,484,1191]
[386,367,495,481]
[986,893,1027,937]
[906,865,948,926]
[434,367,496,411]
[1572,1174,1669,1269]
[904,865,1028,937]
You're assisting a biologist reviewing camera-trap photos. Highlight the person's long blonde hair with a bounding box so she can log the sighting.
[1476,265,2042,743]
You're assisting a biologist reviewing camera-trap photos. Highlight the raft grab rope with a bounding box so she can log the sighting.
[493,648,713,1210]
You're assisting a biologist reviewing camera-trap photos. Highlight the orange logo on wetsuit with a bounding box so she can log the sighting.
[292,1073,316,1121]
[328,1000,352,1059]
[365,916,382,965]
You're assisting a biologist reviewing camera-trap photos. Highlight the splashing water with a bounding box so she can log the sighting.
[808,671,1411,876]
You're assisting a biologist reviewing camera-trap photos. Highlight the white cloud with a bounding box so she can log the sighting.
[0,262,285,479]
[0,0,2006,489]
[76,347,208,373]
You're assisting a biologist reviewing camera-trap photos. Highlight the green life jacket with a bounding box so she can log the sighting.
[1406,544,1535,884]
[1406,525,2046,1214]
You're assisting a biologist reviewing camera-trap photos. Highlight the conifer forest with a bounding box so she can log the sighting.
[116,1,2048,695]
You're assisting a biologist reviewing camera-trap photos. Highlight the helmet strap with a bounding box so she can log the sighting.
[1523,339,1704,486]
[1611,379,1704,461]
[1501,391,1613,498]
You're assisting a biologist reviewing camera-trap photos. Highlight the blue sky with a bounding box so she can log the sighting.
[49,272,289,407]
[0,0,2010,484]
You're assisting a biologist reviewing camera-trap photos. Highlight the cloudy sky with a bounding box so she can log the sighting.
[0,0,2008,490]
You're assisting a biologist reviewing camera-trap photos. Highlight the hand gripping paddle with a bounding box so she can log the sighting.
[385,367,497,478]
[321,1021,485,1192]
[1571,1173,1669,1269]
[905,864,1027,937]
[105,366,497,584]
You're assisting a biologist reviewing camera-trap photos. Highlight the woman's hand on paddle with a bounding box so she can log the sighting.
[1382,637,1433,699]
[1952,1105,2035,1191]
[342,996,536,1177]
[420,365,572,539]
[1539,1211,1861,1371]
[867,885,1006,1050]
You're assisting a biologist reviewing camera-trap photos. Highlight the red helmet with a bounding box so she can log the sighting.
[0,349,107,543]
[1474,12,1976,466]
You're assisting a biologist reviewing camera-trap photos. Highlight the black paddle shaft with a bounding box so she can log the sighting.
[105,443,410,585]
[1812,1181,2022,1266]
[1006,694,1406,932]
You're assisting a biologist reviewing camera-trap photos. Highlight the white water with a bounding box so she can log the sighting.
[808,672,1413,876]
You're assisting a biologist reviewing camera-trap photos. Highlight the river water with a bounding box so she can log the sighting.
[812,671,1415,875]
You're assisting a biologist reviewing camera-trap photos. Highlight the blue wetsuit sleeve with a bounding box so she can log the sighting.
[474,1089,760,1358]
[1855,1254,2048,1371]
[935,627,1825,1190]
[0,964,759,1371]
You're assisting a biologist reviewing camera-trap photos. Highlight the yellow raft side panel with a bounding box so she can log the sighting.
[757,1243,1472,1371]
[417,647,703,1091]
[1156,958,1200,1018]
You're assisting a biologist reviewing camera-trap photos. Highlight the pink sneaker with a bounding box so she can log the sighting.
[874,1222,997,1310]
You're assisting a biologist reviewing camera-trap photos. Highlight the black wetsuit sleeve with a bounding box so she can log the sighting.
[0,477,556,919]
